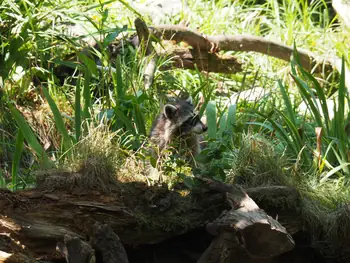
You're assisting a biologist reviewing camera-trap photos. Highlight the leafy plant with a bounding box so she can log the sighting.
[193,101,238,181]
[290,46,350,181]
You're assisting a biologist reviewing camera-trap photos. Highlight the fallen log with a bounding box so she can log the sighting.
[116,19,350,89]
[0,169,309,262]
[132,22,333,74]
[58,19,350,92]
[151,25,320,71]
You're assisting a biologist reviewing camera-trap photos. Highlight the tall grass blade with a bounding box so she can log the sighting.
[115,55,124,103]
[250,110,298,156]
[290,73,324,130]
[8,104,51,168]
[278,80,296,126]
[113,108,135,133]
[78,48,99,78]
[335,56,349,174]
[116,0,143,17]
[75,76,82,141]
[83,69,92,120]
[11,130,24,191]
[292,45,330,134]
[42,86,73,151]
[0,170,5,188]
[133,103,146,135]
[300,69,330,134]
[320,162,350,183]
[277,109,311,167]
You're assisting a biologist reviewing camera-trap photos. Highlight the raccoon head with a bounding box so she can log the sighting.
[163,96,208,136]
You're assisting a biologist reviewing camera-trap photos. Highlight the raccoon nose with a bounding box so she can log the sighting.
[203,125,208,132]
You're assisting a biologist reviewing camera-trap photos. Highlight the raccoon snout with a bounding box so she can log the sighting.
[192,123,208,134]
[202,124,208,132]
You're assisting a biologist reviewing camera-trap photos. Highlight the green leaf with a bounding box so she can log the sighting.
[78,53,98,77]
[150,155,157,168]
[104,31,119,46]
[113,108,135,132]
[206,101,217,140]
[226,104,236,136]
[218,112,227,137]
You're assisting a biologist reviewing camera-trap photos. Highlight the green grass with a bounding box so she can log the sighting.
[3,0,350,249]
[0,0,349,211]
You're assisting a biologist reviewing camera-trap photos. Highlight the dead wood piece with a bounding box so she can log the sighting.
[198,232,272,263]
[152,25,214,51]
[135,18,159,90]
[151,25,338,75]
[0,182,303,261]
[245,186,302,235]
[0,233,41,263]
[208,34,324,72]
[56,234,95,263]
[199,178,295,260]
[68,201,133,216]
[0,250,40,263]
[0,214,83,255]
[135,18,153,56]
[158,47,242,73]
[92,223,129,263]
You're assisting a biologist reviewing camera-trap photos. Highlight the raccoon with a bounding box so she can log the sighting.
[149,96,208,159]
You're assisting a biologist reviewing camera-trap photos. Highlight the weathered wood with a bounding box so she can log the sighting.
[157,47,242,74]
[0,231,41,263]
[198,232,272,263]
[198,178,295,262]
[91,223,129,263]
[0,251,40,263]
[134,18,159,90]
[150,25,332,74]
[0,169,306,262]
[56,235,95,263]
[0,184,302,250]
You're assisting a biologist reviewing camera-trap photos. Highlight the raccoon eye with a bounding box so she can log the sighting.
[184,114,199,125]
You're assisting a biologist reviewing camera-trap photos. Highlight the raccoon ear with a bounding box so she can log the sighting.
[164,104,178,119]
[185,96,193,105]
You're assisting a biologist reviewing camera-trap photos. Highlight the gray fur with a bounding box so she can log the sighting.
[149,97,207,157]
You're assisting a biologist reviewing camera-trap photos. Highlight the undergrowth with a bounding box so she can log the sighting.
[1,0,350,246]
